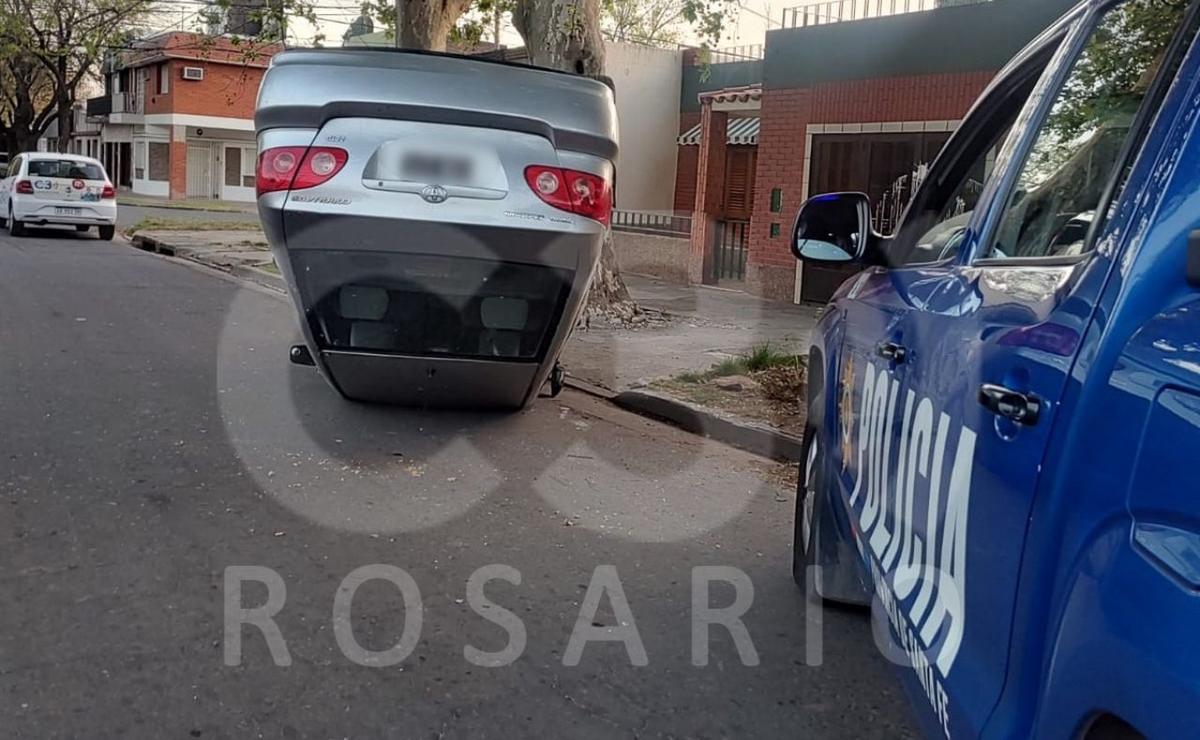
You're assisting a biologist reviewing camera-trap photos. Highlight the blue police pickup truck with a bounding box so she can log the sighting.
[790,1,1200,738]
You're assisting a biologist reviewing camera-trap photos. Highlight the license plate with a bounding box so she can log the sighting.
[400,151,475,185]
[55,207,81,216]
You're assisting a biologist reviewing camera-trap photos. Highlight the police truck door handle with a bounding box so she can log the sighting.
[877,341,907,364]
[978,383,1041,426]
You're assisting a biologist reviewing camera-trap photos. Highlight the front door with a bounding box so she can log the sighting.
[186,144,214,198]
[836,2,1192,737]
[118,142,131,187]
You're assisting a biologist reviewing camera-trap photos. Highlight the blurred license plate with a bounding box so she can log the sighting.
[55,207,81,216]
[400,151,475,185]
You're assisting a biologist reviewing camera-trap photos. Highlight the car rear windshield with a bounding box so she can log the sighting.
[291,250,573,362]
[27,160,104,180]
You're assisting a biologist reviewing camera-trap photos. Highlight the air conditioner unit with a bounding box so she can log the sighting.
[182,66,204,81]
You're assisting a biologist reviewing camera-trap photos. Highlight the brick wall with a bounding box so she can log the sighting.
[808,72,995,124]
[166,62,267,119]
[168,134,187,199]
[745,71,994,301]
[132,59,267,120]
[143,63,171,115]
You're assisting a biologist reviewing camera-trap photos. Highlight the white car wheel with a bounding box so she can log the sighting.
[7,206,23,236]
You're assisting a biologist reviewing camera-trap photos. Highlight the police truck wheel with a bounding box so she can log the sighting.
[98,225,115,241]
[792,423,822,589]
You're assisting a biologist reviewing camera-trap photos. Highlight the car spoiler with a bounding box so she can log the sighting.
[256,48,619,161]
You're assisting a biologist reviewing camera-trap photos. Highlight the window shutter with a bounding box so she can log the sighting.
[724,148,756,219]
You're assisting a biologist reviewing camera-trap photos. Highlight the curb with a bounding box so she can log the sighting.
[570,382,803,462]
[562,376,617,401]
[130,233,168,254]
[231,264,286,293]
[119,200,255,215]
[131,233,286,294]
[614,390,804,462]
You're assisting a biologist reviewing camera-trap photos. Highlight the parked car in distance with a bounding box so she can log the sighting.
[1,152,118,240]
[791,0,1200,738]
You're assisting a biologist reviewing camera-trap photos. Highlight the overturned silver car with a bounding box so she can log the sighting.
[255,48,617,408]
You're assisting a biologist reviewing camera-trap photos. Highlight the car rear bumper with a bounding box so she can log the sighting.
[13,200,117,225]
[263,205,602,408]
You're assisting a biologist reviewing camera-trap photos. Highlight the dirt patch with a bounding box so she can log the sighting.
[765,460,801,498]
[650,357,808,438]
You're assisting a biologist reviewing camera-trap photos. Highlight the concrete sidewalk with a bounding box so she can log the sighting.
[562,275,819,392]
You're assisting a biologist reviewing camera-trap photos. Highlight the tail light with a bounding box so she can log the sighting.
[15,180,33,194]
[101,184,115,199]
[256,146,348,196]
[524,166,612,226]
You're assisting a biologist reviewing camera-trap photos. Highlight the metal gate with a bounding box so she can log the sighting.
[186,144,214,198]
[712,219,749,282]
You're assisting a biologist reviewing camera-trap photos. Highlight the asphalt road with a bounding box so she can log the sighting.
[0,225,916,738]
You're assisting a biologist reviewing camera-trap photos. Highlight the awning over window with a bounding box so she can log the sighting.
[677,116,760,146]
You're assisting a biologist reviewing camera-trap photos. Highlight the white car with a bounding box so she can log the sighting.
[1,152,118,240]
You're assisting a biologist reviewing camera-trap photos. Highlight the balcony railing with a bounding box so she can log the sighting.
[612,210,693,237]
[74,105,102,135]
[86,95,112,117]
[109,91,144,115]
[702,44,764,65]
[782,0,990,28]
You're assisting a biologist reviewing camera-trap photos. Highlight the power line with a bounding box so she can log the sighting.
[737,1,782,29]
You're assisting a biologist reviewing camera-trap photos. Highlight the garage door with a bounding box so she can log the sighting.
[800,131,951,304]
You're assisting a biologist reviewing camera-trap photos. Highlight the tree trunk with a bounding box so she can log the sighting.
[13,129,40,157]
[512,0,639,320]
[3,56,50,158]
[4,103,43,158]
[56,96,72,153]
[512,0,606,74]
[395,0,473,50]
[55,57,72,154]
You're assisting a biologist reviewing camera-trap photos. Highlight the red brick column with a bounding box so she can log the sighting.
[169,126,187,200]
[688,103,727,285]
[745,89,812,301]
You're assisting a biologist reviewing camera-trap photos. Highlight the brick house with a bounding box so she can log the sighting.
[86,32,283,201]
[676,0,1078,303]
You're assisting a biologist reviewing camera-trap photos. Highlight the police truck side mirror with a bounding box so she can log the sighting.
[791,192,871,264]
